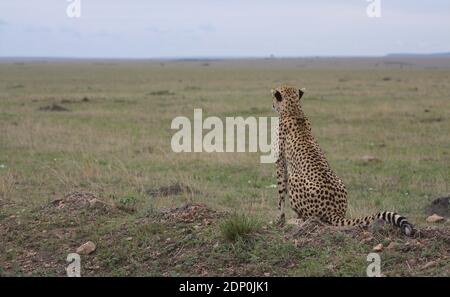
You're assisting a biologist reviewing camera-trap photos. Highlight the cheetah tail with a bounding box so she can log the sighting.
[331,211,415,237]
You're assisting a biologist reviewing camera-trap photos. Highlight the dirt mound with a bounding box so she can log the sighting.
[38,191,121,227]
[290,218,450,258]
[289,217,416,248]
[159,203,222,225]
[426,196,450,218]
[40,191,121,220]
[39,103,69,112]
[290,218,370,247]
[417,227,450,244]
[48,191,114,212]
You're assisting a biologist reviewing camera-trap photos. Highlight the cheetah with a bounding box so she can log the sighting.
[271,85,415,236]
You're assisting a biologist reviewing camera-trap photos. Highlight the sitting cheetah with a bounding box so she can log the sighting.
[272,85,414,236]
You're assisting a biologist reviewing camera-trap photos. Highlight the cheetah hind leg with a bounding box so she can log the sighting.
[276,212,286,226]
[275,192,286,226]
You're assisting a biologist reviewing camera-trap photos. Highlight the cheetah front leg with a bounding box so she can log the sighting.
[275,156,288,226]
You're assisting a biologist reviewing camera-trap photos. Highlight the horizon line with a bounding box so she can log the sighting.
[1,52,450,61]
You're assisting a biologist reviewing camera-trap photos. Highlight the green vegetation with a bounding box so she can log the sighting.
[220,213,261,241]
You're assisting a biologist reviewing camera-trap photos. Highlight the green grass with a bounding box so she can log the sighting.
[220,213,261,241]
[114,195,138,212]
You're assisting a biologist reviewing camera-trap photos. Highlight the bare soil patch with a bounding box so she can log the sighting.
[159,203,223,224]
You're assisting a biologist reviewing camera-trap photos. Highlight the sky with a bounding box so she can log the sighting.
[0,0,449,58]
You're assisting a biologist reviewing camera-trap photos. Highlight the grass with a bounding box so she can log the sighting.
[220,213,261,241]
[114,195,138,212]
[0,57,449,276]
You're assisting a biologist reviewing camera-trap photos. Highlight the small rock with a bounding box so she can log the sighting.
[421,261,436,270]
[126,237,133,241]
[372,243,383,252]
[213,242,219,249]
[426,214,445,223]
[386,242,397,250]
[88,198,100,207]
[76,241,96,255]
[264,272,270,277]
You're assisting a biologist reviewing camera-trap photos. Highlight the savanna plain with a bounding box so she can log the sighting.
[0,57,449,276]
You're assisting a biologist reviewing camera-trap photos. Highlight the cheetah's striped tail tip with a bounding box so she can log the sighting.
[401,222,415,237]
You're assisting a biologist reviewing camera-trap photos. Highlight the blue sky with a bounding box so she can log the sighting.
[0,0,449,58]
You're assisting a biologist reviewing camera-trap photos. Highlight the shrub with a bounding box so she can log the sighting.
[114,195,137,212]
[220,214,261,241]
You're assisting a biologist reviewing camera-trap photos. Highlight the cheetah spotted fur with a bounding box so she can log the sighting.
[271,85,414,236]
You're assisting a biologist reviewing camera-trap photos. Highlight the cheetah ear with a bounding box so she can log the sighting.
[273,90,282,102]
[299,88,306,99]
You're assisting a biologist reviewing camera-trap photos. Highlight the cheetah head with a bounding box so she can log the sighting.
[271,85,306,114]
